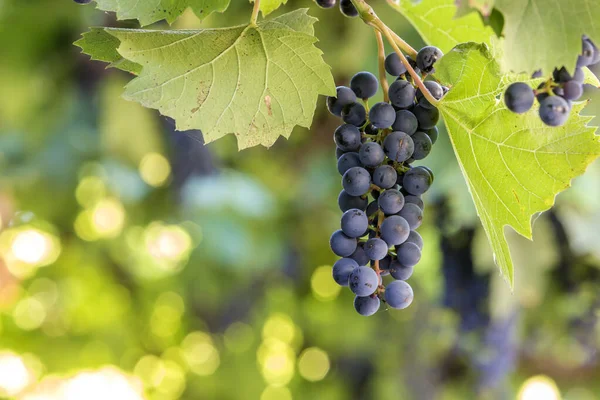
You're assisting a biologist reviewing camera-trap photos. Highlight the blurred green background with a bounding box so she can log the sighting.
[1,1,600,399]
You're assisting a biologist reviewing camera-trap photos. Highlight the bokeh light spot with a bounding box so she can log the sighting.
[298,347,330,382]
[519,375,561,400]
[139,152,171,188]
[311,266,341,301]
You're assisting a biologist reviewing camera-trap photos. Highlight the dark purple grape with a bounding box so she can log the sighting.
[316,0,336,9]
[341,102,367,127]
[334,124,361,151]
[332,258,358,286]
[383,131,414,162]
[327,86,358,117]
[391,110,418,135]
[338,190,368,212]
[416,46,443,74]
[385,52,407,77]
[350,71,378,99]
[504,82,534,114]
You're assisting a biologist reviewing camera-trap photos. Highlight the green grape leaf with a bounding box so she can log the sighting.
[389,0,495,54]
[77,9,335,149]
[74,28,141,75]
[250,0,288,17]
[93,0,230,26]
[495,0,600,74]
[435,42,600,286]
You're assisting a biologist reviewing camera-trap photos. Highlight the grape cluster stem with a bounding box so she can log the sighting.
[250,0,261,25]
[374,29,390,102]
[350,0,440,107]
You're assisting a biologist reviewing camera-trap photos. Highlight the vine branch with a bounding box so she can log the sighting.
[349,0,439,107]
[375,29,390,103]
[250,0,261,25]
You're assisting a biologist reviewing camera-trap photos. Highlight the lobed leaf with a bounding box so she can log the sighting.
[495,0,600,74]
[388,0,495,54]
[77,9,335,149]
[435,42,600,286]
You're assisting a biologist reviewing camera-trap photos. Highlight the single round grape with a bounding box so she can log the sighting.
[396,242,421,267]
[366,200,379,217]
[350,71,378,99]
[342,166,371,196]
[372,165,397,189]
[425,127,438,144]
[391,110,418,135]
[364,238,389,261]
[413,105,439,129]
[380,215,410,246]
[330,230,357,257]
[388,80,416,109]
[354,295,380,316]
[339,0,359,17]
[390,260,414,280]
[337,152,362,175]
[539,96,570,127]
[315,0,336,9]
[341,102,367,127]
[504,82,535,114]
[417,81,444,109]
[338,190,368,212]
[416,46,443,74]
[404,195,423,210]
[562,80,583,101]
[385,52,407,77]
[369,102,396,129]
[410,131,433,160]
[348,266,379,296]
[406,230,423,250]
[364,123,379,136]
[341,209,369,238]
[384,280,414,309]
[327,86,358,116]
[334,124,361,151]
[383,131,415,162]
[359,142,385,167]
[398,203,423,230]
[332,258,358,286]
[350,242,370,266]
[577,37,595,68]
[403,167,432,195]
[378,189,405,215]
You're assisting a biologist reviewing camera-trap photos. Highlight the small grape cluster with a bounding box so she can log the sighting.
[505,35,600,127]
[328,47,444,317]
[315,0,360,18]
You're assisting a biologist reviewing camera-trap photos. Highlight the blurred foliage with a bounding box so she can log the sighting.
[0,0,600,399]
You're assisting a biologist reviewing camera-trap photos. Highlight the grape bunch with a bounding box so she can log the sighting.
[504,35,600,127]
[315,0,359,18]
[328,48,444,317]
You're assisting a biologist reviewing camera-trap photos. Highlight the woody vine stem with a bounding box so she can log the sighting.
[349,0,439,107]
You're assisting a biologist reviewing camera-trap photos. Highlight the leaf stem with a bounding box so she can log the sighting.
[374,29,390,102]
[250,0,261,25]
[349,0,438,107]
